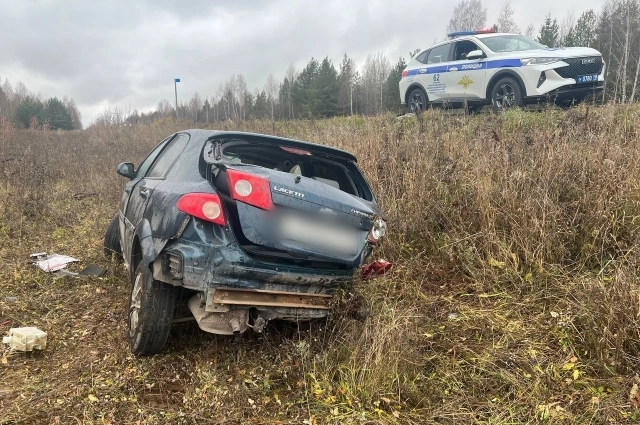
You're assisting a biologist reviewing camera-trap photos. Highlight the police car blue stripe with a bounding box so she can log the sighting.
[486,59,522,69]
[404,58,522,78]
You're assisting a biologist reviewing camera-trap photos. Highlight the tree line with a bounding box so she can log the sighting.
[117,54,407,126]
[113,0,634,127]
[0,78,82,130]
[3,0,635,130]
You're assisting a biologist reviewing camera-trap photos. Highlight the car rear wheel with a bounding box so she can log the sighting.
[129,261,177,356]
[491,77,522,112]
[408,87,428,113]
[103,213,122,259]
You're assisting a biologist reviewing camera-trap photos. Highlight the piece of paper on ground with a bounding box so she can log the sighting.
[34,254,79,272]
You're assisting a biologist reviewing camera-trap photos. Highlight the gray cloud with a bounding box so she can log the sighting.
[0,0,604,126]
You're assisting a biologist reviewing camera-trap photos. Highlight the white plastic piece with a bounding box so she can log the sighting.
[2,327,47,351]
[33,254,78,272]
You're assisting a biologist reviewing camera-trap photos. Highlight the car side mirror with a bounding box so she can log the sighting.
[117,162,135,179]
[466,50,485,60]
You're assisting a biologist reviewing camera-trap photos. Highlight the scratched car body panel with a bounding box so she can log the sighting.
[110,129,386,355]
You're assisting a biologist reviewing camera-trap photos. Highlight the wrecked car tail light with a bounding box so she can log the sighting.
[367,217,387,243]
[177,193,226,226]
[227,169,273,210]
[362,259,393,280]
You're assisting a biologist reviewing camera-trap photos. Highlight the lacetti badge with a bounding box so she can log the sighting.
[350,209,374,219]
[273,186,304,198]
[582,58,596,64]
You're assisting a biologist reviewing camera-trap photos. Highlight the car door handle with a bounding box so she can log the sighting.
[139,188,150,199]
[449,67,458,72]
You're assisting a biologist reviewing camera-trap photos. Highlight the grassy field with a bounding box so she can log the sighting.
[1,105,639,424]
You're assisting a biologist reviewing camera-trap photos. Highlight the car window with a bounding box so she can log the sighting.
[481,35,546,52]
[135,136,172,178]
[146,133,190,178]
[453,40,482,61]
[426,44,451,64]
[415,50,429,64]
[220,141,361,197]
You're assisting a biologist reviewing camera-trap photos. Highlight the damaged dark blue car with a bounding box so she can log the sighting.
[104,130,388,355]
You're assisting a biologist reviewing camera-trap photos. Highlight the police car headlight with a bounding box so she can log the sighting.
[521,57,560,66]
[367,218,387,243]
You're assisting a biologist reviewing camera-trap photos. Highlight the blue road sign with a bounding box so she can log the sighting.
[175,78,181,83]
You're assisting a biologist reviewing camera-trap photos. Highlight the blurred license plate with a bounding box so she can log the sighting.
[576,74,598,84]
[280,215,358,254]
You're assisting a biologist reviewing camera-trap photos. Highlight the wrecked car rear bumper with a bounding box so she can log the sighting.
[149,216,365,328]
[153,239,356,291]
[152,237,357,320]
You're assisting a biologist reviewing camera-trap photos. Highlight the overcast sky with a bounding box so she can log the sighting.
[0,0,604,127]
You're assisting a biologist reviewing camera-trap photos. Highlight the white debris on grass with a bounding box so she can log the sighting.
[2,327,47,351]
[31,252,78,272]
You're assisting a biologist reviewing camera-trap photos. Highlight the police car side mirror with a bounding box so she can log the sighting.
[466,50,485,60]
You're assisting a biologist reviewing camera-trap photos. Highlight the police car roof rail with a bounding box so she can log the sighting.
[448,29,496,39]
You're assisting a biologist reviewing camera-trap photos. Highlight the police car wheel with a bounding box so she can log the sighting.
[408,88,428,113]
[491,77,522,112]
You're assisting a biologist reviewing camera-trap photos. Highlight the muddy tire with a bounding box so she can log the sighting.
[491,77,523,112]
[128,262,177,356]
[103,213,122,259]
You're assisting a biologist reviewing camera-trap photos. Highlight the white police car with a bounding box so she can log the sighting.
[399,30,605,112]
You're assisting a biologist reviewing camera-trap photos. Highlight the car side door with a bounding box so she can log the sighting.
[445,39,488,102]
[123,134,190,267]
[119,136,173,263]
[419,42,453,102]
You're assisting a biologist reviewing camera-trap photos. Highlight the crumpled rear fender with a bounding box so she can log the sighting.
[133,218,170,275]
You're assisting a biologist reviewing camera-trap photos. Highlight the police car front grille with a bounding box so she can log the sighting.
[555,57,603,79]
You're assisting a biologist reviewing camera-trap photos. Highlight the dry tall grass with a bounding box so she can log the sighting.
[0,105,639,424]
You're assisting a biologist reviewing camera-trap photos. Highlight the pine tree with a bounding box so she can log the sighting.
[291,58,319,117]
[15,96,44,129]
[243,92,254,119]
[253,91,269,119]
[383,58,407,113]
[537,15,559,47]
[202,99,211,123]
[564,10,597,47]
[311,57,338,117]
[44,97,74,130]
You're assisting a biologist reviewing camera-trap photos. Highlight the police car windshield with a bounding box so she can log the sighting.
[481,35,546,53]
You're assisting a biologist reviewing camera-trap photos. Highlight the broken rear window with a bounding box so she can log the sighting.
[217,140,369,199]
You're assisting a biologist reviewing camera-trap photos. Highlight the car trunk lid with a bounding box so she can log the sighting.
[216,164,377,265]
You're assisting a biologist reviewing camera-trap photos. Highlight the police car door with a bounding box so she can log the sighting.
[420,43,452,103]
[445,39,487,102]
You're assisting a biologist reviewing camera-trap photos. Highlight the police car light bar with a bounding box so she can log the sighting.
[448,29,496,38]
